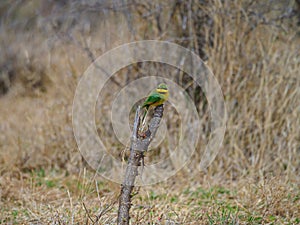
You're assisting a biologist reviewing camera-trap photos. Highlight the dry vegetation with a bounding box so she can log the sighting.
[0,0,300,224]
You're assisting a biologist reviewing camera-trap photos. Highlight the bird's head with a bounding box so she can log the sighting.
[157,83,168,90]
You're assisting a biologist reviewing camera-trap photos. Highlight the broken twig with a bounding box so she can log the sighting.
[117,105,164,225]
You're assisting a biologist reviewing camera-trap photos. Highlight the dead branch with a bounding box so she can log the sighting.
[117,105,164,225]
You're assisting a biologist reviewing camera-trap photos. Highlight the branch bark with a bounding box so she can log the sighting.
[117,105,164,225]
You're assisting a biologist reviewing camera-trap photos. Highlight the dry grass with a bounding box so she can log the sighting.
[0,0,300,224]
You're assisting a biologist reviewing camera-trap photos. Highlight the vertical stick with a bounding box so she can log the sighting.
[117,105,164,225]
[117,106,141,224]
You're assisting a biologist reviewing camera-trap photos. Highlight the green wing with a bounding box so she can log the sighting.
[142,93,162,109]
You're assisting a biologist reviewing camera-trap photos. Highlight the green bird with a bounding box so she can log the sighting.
[141,83,169,126]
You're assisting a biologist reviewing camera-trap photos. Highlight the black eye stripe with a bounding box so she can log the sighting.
[157,87,168,90]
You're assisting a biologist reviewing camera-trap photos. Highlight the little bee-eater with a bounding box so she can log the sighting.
[141,83,169,126]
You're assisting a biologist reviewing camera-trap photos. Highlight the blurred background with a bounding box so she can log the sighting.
[0,0,299,224]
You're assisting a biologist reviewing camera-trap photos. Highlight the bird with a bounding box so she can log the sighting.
[141,83,169,127]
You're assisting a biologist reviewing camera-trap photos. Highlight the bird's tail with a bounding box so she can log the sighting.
[141,106,149,129]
